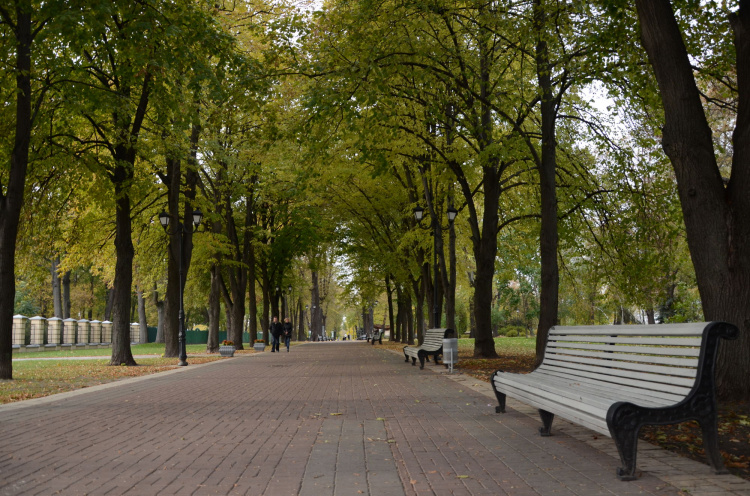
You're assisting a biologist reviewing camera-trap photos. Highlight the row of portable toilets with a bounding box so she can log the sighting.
[12,314,144,351]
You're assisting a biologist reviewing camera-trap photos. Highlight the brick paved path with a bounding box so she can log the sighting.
[1,342,749,495]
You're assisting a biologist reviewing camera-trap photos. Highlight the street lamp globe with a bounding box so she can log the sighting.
[192,209,203,227]
[158,211,170,229]
[447,206,458,222]
[413,205,424,222]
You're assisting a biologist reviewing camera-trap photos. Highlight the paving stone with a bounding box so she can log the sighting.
[0,343,749,495]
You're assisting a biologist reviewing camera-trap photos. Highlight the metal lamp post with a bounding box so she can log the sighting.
[159,208,203,366]
[286,284,292,324]
[305,304,309,340]
[414,204,458,328]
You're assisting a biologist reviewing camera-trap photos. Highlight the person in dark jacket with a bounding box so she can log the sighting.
[282,317,293,352]
[270,316,283,352]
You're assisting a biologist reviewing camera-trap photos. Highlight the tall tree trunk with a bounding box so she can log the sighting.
[162,155,181,358]
[412,276,425,344]
[51,257,63,318]
[110,164,136,366]
[386,275,395,341]
[297,298,304,341]
[137,287,148,343]
[248,244,257,345]
[62,270,71,319]
[447,211,457,331]
[311,270,321,340]
[0,3,31,379]
[534,0,560,368]
[207,263,220,353]
[152,285,165,343]
[406,290,414,345]
[261,264,269,343]
[634,0,750,399]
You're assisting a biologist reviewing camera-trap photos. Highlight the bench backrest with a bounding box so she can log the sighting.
[420,328,454,351]
[541,323,711,403]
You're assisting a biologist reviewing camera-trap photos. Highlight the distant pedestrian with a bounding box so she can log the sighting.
[282,318,293,352]
[270,316,283,352]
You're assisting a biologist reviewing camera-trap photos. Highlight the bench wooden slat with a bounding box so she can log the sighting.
[547,347,699,367]
[541,359,697,389]
[549,323,707,336]
[545,352,699,378]
[495,382,611,435]
[521,369,689,405]
[506,369,685,406]
[549,341,701,357]
[550,335,703,346]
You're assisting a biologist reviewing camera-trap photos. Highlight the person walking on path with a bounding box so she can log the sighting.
[282,317,293,352]
[270,316,283,352]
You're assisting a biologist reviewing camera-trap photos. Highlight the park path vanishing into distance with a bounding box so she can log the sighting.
[1,342,749,495]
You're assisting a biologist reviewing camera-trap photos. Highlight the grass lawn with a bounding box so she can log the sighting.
[0,356,223,404]
[12,343,264,359]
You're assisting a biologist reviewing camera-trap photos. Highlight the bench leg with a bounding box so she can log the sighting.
[411,357,416,366]
[539,409,554,437]
[607,402,642,481]
[490,373,507,413]
[418,353,426,369]
[701,418,729,475]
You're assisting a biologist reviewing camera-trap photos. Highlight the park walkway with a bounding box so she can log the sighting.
[1,342,749,495]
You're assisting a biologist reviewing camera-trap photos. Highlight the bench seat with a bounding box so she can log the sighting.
[369,329,383,345]
[491,322,738,480]
[404,328,453,369]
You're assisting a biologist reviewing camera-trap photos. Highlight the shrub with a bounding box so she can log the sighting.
[505,330,519,338]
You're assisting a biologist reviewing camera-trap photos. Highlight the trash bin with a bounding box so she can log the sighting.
[443,337,458,372]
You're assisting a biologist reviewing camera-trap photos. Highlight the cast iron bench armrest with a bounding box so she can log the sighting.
[491,321,737,481]
[404,328,454,369]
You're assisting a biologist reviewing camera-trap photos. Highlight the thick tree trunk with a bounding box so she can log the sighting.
[109,167,136,366]
[152,286,165,343]
[51,257,62,318]
[163,155,181,358]
[635,0,750,399]
[0,3,32,380]
[447,215,457,331]
[472,167,500,358]
[534,0,560,368]
[297,298,304,341]
[406,290,414,344]
[0,0,33,379]
[248,244,257,345]
[412,276,425,345]
[62,270,71,319]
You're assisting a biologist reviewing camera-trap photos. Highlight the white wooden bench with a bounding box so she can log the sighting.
[404,328,454,369]
[369,329,383,345]
[491,322,738,480]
